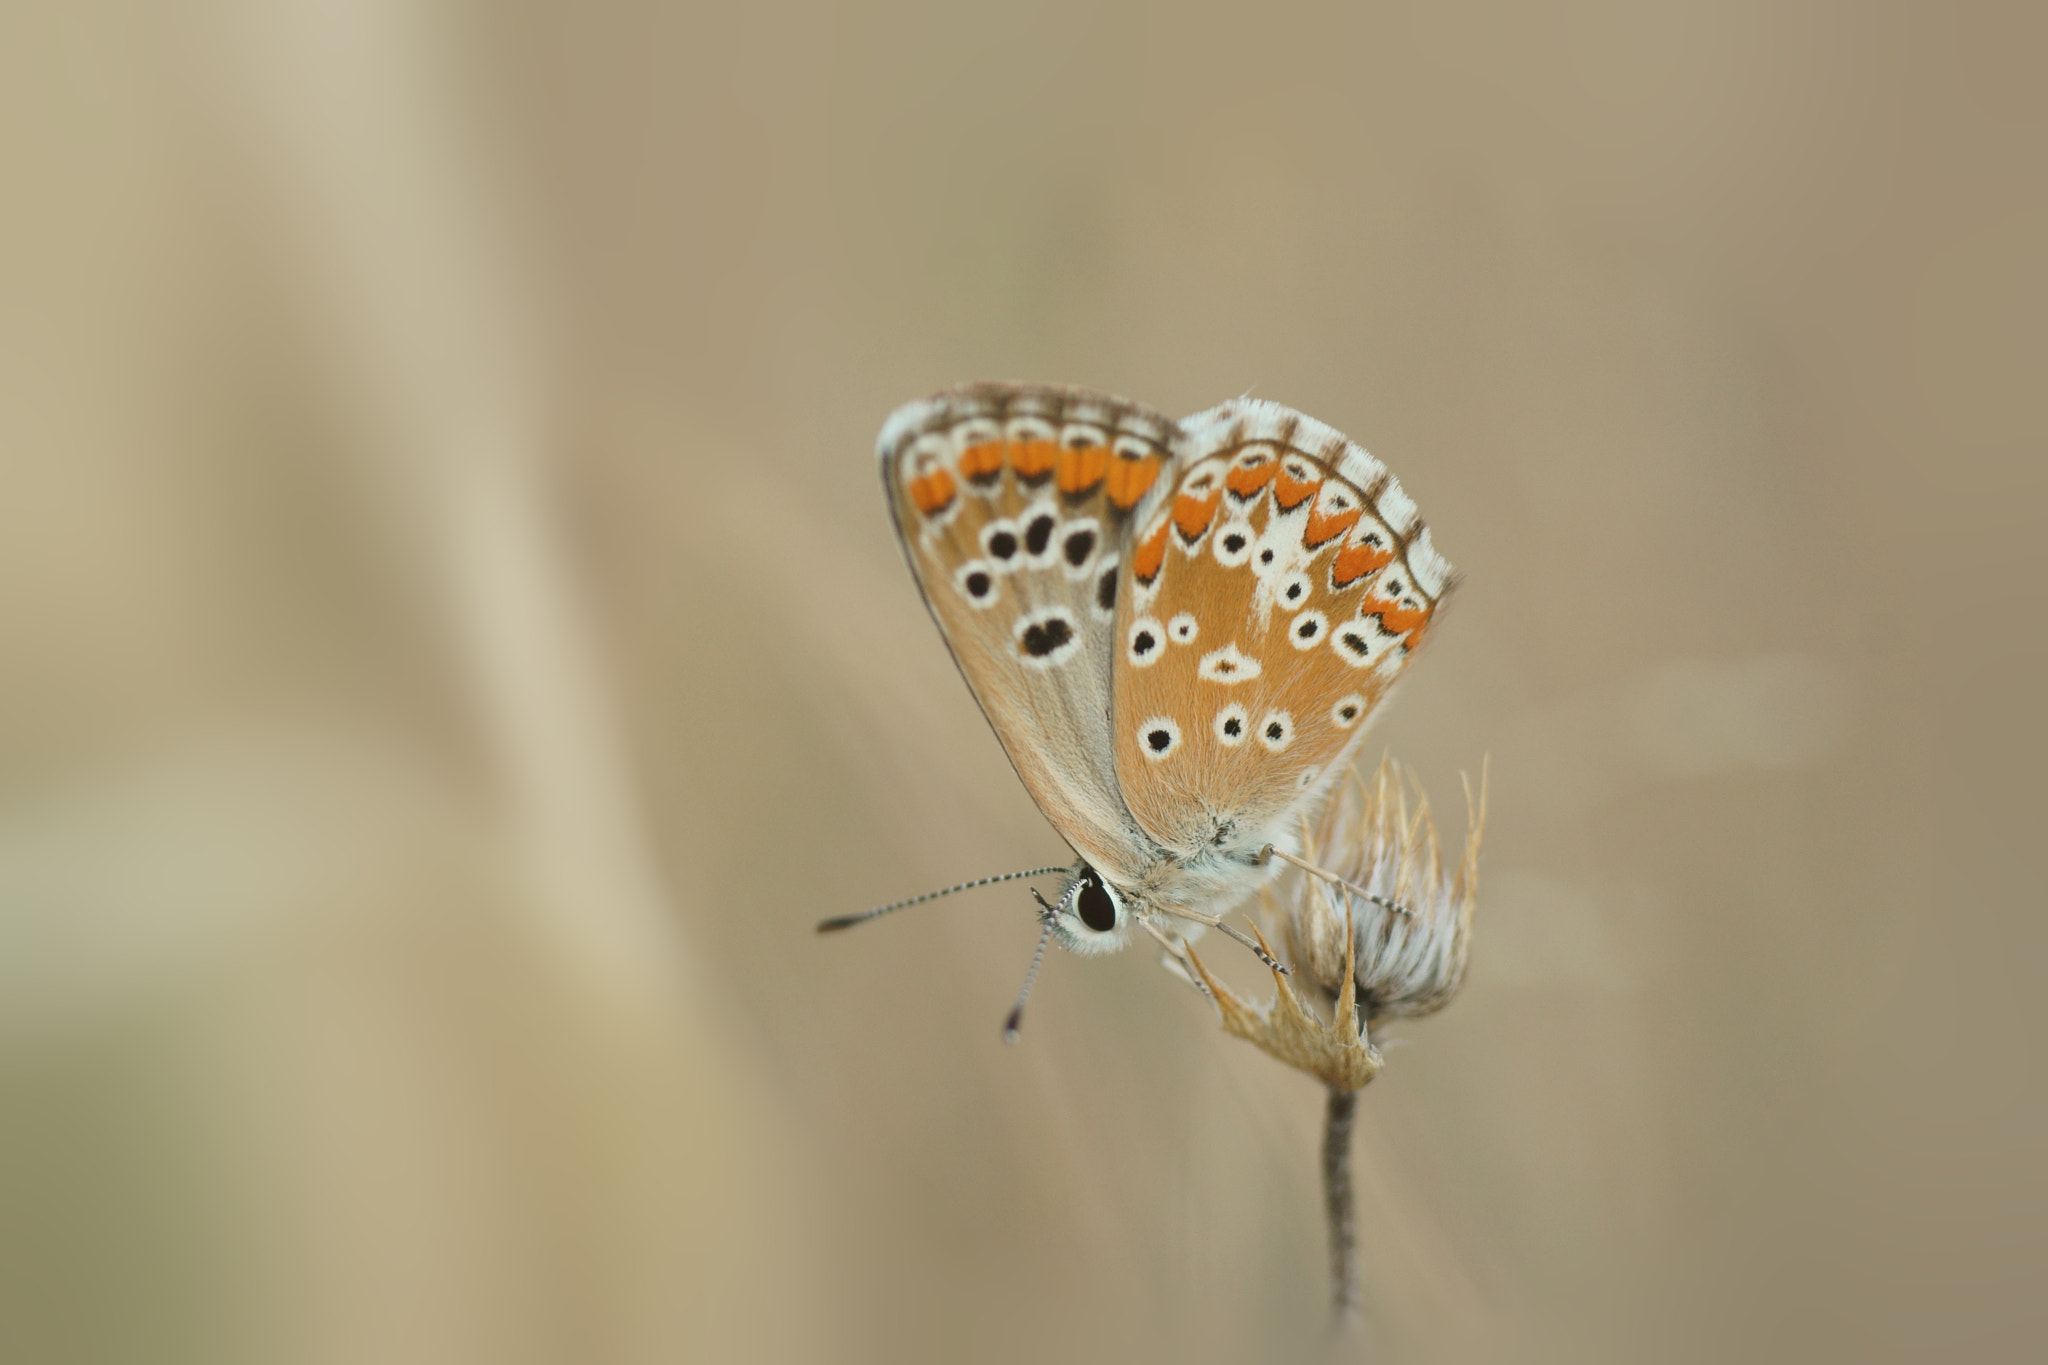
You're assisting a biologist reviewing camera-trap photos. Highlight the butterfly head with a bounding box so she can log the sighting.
[1045,865,1131,955]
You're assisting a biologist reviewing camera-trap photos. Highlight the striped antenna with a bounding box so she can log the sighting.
[1002,888,1069,1044]
[816,866,1070,934]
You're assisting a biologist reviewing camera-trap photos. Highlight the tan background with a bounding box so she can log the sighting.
[2,1,2041,1361]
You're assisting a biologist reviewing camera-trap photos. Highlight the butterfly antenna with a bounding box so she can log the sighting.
[817,866,1070,934]
[1259,845,1410,918]
[1002,894,1063,1044]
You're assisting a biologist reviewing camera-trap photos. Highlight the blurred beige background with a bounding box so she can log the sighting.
[2,1,2041,1362]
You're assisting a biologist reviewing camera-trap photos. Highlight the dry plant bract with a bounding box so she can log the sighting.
[1181,753,1487,1330]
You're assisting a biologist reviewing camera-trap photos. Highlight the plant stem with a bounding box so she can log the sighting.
[1323,1085,1360,1331]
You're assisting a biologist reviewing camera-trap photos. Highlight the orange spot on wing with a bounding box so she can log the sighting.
[1273,467,1321,511]
[1331,540,1395,587]
[1173,489,1222,543]
[1056,444,1110,495]
[910,468,956,516]
[959,441,1005,483]
[1105,453,1162,509]
[1305,504,1363,549]
[1010,438,1058,480]
[1133,519,1171,584]
[1365,598,1432,639]
[1225,462,1276,501]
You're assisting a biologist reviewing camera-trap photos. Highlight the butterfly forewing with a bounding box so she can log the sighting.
[879,384,1181,884]
[1112,400,1457,859]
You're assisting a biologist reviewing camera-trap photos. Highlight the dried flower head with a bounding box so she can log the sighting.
[1182,755,1486,1090]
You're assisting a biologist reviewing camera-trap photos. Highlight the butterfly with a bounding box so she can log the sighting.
[823,384,1457,1033]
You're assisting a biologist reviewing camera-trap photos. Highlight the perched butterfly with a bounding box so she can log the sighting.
[822,384,1457,1035]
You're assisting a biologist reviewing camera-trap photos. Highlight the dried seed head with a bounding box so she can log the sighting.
[1288,755,1485,1022]
[1180,755,1486,1090]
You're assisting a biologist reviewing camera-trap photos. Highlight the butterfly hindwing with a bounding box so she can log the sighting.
[1112,400,1457,859]
[879,384,1180,884]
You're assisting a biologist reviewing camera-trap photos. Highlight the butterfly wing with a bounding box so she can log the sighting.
[879,383,1180,885]
[1112,399,1457,859]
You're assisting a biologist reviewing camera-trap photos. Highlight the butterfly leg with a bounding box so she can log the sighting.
[1158,907,1292,975]
[1140,918,1214,1001]
[1257,845,1411,918]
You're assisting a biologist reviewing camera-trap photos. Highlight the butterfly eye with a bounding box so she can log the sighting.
[1048,868,1126,954]
[1075,878,1118,933]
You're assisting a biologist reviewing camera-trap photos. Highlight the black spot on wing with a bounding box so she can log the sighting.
[1022,617,1074,657]
[1025,514,1056,556]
